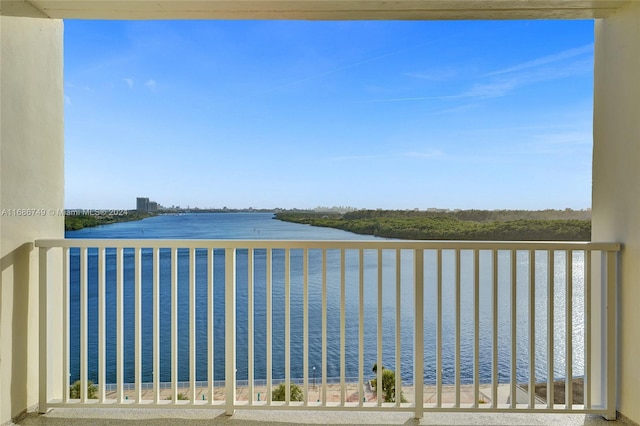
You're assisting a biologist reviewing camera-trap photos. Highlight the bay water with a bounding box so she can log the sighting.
[66,213,583,386]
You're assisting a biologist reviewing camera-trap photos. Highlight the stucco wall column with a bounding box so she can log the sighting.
[0,16,64,424]
[593,2,640,424]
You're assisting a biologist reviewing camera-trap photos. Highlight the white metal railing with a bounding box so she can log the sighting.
[36,239,619,419]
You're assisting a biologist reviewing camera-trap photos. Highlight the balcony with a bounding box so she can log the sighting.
[2,1,640,424]
[34,239,620,422]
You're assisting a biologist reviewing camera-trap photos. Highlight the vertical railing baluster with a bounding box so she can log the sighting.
[98,247,106,402]
[171,248,178,403]
[153,248,160,404]
[189,248,196,404]
[208,248,214,404]
[473,249,480,408]
[116,247,124,403]
[248,248,254,405]
[528,249,535,409]
[414,249,424,419]
[266,249,273,405]
[395,249,401,408]
[605,250,617,420]
[135,248,142,403]
[224,248,236,415]
[376,249,383,407]
[510,249,516,409]
[285,248,291,405]
[436,249,442,407]
[566,251,573,409]
[38,247,50,412]
[491,249,498,409]
[340,249,346,406]
[455,249,461,407]
[321,249,327,405]
[585,250,592,410]
[80,246,88,403]
[302,249,308,406]
[547,250,555,409]
[63,247,70,404]
[358,249,365,407]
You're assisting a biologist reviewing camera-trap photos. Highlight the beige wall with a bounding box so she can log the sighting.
[593,1,640,424]
[0,16,63,424]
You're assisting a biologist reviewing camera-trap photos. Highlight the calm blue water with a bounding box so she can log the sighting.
[66,213,583,386]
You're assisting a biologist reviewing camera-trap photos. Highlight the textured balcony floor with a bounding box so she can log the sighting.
[16,408,637,426]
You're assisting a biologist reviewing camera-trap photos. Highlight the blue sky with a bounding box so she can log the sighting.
[64,19,594,210]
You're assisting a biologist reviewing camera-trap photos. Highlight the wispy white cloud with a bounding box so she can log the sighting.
[431,103,479,115]
[64,81,93,92]
[219,43,432,106]
[145,79,157,91]
[124,78,134,88]
[373,44,592,104]
[330,154,386,161]
[517,130,592,156]
[462,80,519,98]
[533,131,591,146]
[485,44,593,77]
[404,68,457,81]
[331,150,444,161]
[368,83,517,103]
[369,94,462,103]
[372,65,589,102]
[462,54,591,99]
[401,150,444,159]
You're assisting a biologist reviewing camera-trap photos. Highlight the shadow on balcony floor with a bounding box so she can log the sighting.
[15,408,637,425]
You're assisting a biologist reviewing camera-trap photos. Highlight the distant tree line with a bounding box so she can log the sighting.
[338,208,590,222]
[275,209,591,241]
[65,211,157,231]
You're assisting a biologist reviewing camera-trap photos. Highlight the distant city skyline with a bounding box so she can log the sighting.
[125,197,591,213]
[65,20,594,210]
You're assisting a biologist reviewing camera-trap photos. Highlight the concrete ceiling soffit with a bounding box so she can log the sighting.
[0,0,50,18]
[1,0,634,20]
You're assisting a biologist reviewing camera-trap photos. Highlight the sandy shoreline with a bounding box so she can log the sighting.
[98,378,586,406]
[103,382,501,405]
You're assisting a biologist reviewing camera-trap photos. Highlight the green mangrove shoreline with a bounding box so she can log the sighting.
[65,211,157,231]
[274,210,591,241]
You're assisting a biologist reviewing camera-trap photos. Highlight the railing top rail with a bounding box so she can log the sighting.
[35,239,620,251]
